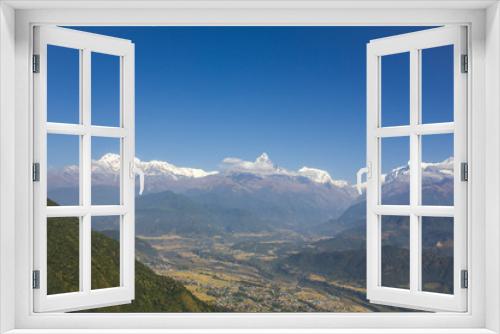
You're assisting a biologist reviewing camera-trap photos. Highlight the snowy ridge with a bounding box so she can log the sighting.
[221,153,288,176]
[134,157,218,179]
[298,167,348,187]
[50,152,351,190]
[383,157,453,182]
[221,153,349,187]
[356,157,453,193]
[87,153,219,179]
[49,153,453,195]
[421,157,454,177]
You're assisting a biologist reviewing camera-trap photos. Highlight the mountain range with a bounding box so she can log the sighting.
[48,153,454,233]
[49,152,350,190]
[49,153,358,229]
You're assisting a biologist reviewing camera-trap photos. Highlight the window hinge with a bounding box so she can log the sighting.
[461,162,468,182]
[32,54,40,73]
[461,54,468,73]
[461,269,468,289]
[32,162,40,182]
[32,270,40,289]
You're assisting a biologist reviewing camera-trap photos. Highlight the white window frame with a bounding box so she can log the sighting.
[32,26,136,312]
[366,26,468,312]
[0,1,499,333]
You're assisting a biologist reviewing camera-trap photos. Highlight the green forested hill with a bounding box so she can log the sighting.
[47,199,216,312]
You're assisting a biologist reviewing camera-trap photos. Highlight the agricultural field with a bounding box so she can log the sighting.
[138,232,397,312]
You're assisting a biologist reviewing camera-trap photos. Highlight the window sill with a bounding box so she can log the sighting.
[4,329,497,334]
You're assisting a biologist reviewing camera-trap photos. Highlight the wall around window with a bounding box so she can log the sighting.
[0,1,498,333]
[0,3,16,334]
[485,3,500,333]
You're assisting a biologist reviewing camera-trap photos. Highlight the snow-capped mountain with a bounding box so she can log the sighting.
[93,152,219,179]
[47,153,454,231]
[48,152,454,201]
[135,157,218,179]
[298,167,348,187]
[380,157,454,205]
[220,153,349,187]
[48,153,358,226]
[221,153,287,176]
[312,157,454,236]
[422,157,454,179]
[49,152,350,190]
[386,157,453,182]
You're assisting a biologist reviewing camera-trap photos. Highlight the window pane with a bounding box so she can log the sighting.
[47,134,80,206]
[47,216,80,295]
[422,217,454,294]
[381,52,410,127]
[92,52,121,127]
[92,216,121,290]
[381,137,410,205]
[47,45,80,124]
[381,215,410,289]
[91,137,121,205]
[421,45,454,124]
[421,134,454,206]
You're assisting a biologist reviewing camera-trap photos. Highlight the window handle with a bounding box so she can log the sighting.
[130,161,145,195]
[356,162,371,195]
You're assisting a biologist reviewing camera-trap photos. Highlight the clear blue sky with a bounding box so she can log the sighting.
[48,26,454,182]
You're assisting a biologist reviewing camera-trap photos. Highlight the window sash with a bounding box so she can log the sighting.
[32,26,135,313]
[366,25,468,312]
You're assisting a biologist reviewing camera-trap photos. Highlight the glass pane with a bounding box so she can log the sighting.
[421,45,454,124]
[91,137,121,205]
[47,134,80,206]
[92,216,121,290]
[381,136,410,205]
[92,52,121,127]
[47,216,80,295]
[47,45,80,124]
[381,215,410,289]
[422,134,454,206]
[422,217,454,294]
[381,52,410,127]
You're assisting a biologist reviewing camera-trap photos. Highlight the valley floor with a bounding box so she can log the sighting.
[138,232,397,312]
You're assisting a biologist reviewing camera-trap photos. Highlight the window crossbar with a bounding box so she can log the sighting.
[375,122,454,138]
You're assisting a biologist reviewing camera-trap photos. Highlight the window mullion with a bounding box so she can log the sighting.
[77,49,84,293]
[409,49,421,293]
[120,45,134,295]
[81,48,92,293]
